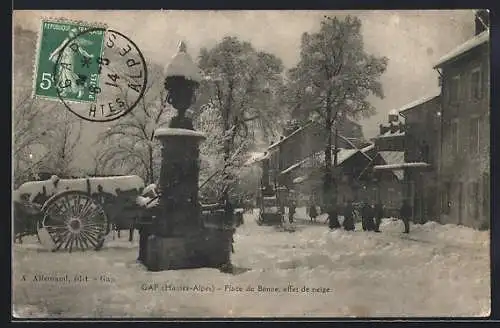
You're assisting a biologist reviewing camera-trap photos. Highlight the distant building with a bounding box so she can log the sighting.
[252,117,404,211]
[433,26,490,229]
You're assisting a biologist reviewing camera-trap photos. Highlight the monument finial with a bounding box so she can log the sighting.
[178,41,187,53]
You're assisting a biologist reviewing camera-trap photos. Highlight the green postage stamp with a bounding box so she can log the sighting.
[33,19,106,103]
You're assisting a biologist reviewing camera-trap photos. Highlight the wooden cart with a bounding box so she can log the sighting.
[13,175,145,252]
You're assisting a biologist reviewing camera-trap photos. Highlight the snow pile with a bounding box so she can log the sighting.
[164,41,203,82]
[136,196,159,208]
[13,210,489,318]
[15,175,145,202]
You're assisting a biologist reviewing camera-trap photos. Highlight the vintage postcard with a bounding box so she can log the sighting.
[12,10,490,318]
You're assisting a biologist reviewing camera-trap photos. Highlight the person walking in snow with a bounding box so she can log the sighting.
[308,196,318,222]
[361,202,375,231]
[399,200,412,233]
[288,192,296,224]
[374,201,384,232]
[342,200,355,231]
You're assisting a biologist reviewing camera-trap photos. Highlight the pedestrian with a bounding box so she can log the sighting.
[361,201,374,231]
[328,206,341,230]
[308,197,318,222]
[222,194,234,227]
[374,201,384,232]
[342,200,355,231]
[399,200,412,233]
[288,192,296,224]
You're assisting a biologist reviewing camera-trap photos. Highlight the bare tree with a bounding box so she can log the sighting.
[96,64,173,183]
[41,109,83,178]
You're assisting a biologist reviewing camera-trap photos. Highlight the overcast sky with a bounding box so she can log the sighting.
[14,10,476,169]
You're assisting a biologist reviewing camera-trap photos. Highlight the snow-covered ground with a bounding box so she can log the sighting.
[12,208,490,318]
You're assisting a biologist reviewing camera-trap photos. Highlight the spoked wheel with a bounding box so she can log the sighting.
[38,191,110,252]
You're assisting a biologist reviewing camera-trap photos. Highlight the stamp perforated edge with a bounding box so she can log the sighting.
[31,17,109,101]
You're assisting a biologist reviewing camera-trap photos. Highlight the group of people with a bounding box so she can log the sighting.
[339,200,412,233]
[298,199,413,234]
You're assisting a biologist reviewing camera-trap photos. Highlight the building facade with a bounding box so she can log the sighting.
[434,28,490,229]
[398,95,442,223]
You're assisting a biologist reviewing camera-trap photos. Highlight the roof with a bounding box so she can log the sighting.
[280,148,359,175]
[374,151,431,179]
[397,94,440,116]
[433,30,489,68]
[268,119,364,151]
[378,151,405,180]
[360,143,375,154]
[379,151,405,165]
[268,121,314,150]
[244,151,270,166]
[376,130,405,139]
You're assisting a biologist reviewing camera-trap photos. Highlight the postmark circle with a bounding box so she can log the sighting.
[52,27,148,122]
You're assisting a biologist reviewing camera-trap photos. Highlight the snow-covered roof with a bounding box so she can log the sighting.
[378,151,405,180]
[360,143,375,154]
[268,121,314,150]
[244,151,270,166]
[280,148,359,175]
[374,151,431,179]
[164,41,203,83]
[376,130,405,139]
[379,151,405,166]
[433,30,489,68]
[397,93,440,115]
[378,152,431,170]
[154,128,206,139]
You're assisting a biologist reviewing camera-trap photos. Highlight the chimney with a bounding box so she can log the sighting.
[379,124,385,135]
[388,110,399,123]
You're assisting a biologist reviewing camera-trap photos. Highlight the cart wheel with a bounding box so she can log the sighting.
[39,190,110,252]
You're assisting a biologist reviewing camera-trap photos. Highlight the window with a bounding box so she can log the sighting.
[451,119,459,155]
[469,116,480,154]
[470,67,482,100]
[449,75,461,103]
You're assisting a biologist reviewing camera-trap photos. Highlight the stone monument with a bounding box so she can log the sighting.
[143,42,235,271]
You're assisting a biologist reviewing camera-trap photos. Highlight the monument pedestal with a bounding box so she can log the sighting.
[141,127,235,271]
[144,227,234,271]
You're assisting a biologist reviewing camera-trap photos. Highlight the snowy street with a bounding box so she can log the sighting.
[13,208,490,318]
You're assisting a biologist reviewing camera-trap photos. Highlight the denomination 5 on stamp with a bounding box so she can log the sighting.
[34,20,105,103]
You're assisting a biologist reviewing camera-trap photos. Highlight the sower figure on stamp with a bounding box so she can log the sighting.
[49,28,94,98]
